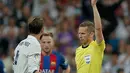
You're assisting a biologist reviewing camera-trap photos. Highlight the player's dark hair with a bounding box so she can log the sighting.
[28,16,44,34]
[79,21,95,33]
[40,32,53,40]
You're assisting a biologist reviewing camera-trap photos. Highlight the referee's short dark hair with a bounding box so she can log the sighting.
[28,16,44,34]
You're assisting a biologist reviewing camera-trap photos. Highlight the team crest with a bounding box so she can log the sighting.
[51,61,56,66]
[84,55,91,64]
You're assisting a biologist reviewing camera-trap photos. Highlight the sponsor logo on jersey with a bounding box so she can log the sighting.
[42,69,54,73]
[51,61,56,66]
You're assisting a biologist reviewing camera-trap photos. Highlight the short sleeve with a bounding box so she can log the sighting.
[59,54,69,70]
[21,38,41,73]
[95,40,106,51]
[27,53,40,73]
[26,43,41,73]
[24,42,41,56]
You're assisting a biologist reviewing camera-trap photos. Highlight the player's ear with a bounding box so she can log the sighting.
[89,32,94,38]
[40,27,44,34]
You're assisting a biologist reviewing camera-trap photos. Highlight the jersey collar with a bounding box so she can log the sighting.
[82,45,89,48]
[82,41,94,49]
[27,35,40,44]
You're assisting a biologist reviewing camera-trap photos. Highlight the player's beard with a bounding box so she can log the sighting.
[43,49,52,55]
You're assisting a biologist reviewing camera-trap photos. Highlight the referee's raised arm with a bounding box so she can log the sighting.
[91,0,104,44]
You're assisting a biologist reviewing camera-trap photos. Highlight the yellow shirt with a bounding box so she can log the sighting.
[75,40,105,73]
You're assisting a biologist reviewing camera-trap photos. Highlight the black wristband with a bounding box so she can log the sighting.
[33,70,37,73]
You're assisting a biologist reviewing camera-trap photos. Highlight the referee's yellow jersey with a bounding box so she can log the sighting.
[75,40,105,73]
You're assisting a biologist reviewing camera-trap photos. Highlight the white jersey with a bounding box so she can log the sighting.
[13,35,41,73]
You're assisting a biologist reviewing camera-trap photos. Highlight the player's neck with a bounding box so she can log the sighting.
[42,50,52,56]
[82,39,93,48]
[29,34,40,40]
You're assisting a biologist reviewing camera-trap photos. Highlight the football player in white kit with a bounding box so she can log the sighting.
[13,17,44,73]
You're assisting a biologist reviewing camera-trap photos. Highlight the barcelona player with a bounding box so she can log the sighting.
[39,33,70,73]
[75,0,105,73]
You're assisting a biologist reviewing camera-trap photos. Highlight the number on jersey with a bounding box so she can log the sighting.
[14,50,19,65]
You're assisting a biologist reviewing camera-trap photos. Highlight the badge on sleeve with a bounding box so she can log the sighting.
[84,54,91,64]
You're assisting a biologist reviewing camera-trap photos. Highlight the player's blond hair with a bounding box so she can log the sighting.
[40,32,53,40]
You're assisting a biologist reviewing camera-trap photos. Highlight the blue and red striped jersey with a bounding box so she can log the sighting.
[40,51,68,73]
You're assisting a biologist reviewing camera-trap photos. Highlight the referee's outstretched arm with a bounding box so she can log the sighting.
[91,0,104,44]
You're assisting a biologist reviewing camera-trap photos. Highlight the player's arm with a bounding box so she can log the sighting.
[60,54,70,73]
[27,45,41,73]
[92,0,104,44]
[27,53,41,73]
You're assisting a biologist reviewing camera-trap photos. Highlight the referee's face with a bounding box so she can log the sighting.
[78,27,90,44]
[40,36,54,54]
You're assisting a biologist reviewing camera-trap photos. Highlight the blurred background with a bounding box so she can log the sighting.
[0,0,130,73]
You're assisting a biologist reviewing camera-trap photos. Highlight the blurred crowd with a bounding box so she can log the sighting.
[0,0,130,73]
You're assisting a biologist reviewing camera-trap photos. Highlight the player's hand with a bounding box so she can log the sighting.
[91,0,97,6]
